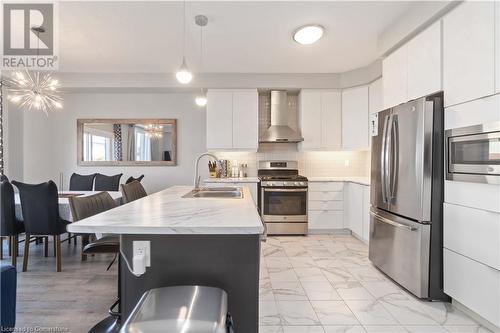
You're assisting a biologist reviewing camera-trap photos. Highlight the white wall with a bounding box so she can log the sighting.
[4,100,24,181]
[14,92,206,193]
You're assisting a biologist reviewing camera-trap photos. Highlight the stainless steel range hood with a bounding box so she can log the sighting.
[259,90,304,143]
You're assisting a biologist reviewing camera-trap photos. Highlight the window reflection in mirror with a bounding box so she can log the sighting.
[78,119,177,166]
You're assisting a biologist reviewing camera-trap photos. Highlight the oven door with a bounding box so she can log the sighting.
[446,122,500,184]
[261,188,307,222]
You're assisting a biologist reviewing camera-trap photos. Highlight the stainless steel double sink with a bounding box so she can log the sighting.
[183,186,243,199]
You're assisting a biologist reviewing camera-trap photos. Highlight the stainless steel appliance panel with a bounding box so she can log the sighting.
[261,187,308,223]
[369,207,431,298]
[370,108,392,211]
[266,222,308,235]
[388,98,434,222]
[446,121,500,184]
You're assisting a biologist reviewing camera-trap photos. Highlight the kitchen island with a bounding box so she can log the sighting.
[68,186,264,333]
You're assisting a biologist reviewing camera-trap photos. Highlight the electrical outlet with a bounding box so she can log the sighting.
[133,241,151,267]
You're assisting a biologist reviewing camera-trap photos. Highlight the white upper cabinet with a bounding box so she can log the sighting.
[496,1,500,94]
[206,90,233,150]
[322,91,342,149]
[206,89,258,151]
[407,21,442,101]
[232,91,259,150]
[369,78,383,114]
[443,1,495,107]
[300,89,341,150]
[382,45,408,109]
[342,86,369,150]
[383,21,441,108]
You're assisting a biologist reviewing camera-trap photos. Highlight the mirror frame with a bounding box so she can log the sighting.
[77,118,177,166]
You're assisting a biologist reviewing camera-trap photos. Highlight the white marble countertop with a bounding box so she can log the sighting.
[203,177,260,183]
[307,177,371,186]
[67,186,264,235]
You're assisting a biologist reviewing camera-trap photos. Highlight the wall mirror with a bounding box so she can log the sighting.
[77,119,177,166]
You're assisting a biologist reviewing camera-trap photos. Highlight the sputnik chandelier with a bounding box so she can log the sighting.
[144,124,164,138]
[4,70,62,114]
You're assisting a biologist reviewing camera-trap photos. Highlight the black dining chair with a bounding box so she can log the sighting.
[0,175,9,182]
[12,180,70,272]
[125,175,144,184]
[0,180,25,267]
[69,173,96,191]
[94,173,123,192]
[68,191,119,262]
[120,180,147,204]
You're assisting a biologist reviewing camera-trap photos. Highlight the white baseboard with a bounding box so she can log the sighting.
[452,299,500,333]
[307,228,351,235]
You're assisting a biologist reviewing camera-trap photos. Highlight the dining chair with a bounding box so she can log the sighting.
[68,192,121,333]
[69,173,96,191]
[12,180,70,272]
[0,175,9,182]
[68,191,118,261]
[120,180,147,204]
[0,180,25,267]
[125,174,144,184]
[94,173,123,192]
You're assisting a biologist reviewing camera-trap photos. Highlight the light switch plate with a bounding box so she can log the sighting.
[370,113,378,136]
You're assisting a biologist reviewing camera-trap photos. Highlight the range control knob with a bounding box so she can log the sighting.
[300,182,306,186]
[294,182,300,186]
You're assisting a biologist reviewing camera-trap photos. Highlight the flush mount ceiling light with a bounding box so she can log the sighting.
[175,0,192,84]
[293,25,324,45]
[194,15,208,107]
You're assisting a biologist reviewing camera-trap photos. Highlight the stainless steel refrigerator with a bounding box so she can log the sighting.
[369,93,449,301]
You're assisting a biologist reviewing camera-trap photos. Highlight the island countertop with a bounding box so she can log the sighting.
[67,186,264,235]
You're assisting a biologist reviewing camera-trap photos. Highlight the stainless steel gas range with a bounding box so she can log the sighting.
[258,161,308,235]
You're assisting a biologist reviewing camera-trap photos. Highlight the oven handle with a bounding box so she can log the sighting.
[263,188,308,193]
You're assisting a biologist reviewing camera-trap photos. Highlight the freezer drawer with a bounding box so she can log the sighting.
[369,208,431,298]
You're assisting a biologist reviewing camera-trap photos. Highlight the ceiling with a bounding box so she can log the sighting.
[58,1,426,74]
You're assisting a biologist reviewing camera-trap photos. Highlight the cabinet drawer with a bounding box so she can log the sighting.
[309,191,343,201]
[445,180,500,213]
[309,200,343,211]
[444,249,500,327]
[444,203,500,270]
[309,182,343,192]
[309,211,344,229]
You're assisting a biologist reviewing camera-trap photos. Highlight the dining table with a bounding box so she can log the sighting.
[14,191,123,222]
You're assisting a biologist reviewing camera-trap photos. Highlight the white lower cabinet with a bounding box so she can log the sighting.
[444,249,500,327]
[308,182,344,231]
[309,181,370,242]
[344,183,363,237]
[344,182,371,243]
[444,203,500,270]
[445,180,500,213]
[362,185,370,243]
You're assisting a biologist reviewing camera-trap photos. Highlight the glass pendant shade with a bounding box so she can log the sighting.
[175,57,192,84]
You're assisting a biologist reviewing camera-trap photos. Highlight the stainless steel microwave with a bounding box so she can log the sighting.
[445,121,500,184]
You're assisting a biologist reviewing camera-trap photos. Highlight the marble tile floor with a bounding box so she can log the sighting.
[259,235,495,333]
[1,235,496,333]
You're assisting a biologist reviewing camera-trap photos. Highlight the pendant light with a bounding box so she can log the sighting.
[194,15,208,106]
[176,0,192,84]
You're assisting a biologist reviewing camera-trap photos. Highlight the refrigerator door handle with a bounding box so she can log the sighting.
[370,211,417,231]
[385,114,394,203]
[389,115,399,200]
[380,114,390,203]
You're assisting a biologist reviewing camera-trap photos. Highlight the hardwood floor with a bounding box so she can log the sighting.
[1,238,117,332]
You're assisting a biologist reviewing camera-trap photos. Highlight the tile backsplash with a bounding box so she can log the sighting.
[214,149,370,178]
